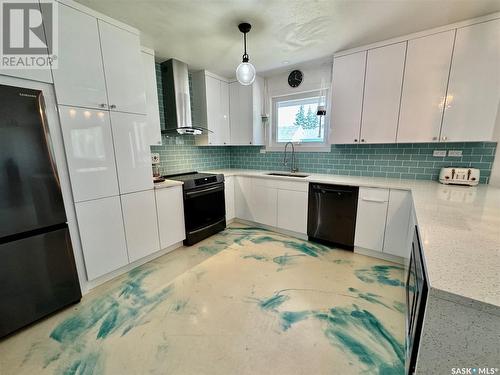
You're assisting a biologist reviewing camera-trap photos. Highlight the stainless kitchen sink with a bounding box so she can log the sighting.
[265,172,309,178]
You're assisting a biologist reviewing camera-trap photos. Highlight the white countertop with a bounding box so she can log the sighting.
[153,179,184,189]
[205,169,500,314]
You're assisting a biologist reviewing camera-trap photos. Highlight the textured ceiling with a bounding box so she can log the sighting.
[75,0,500,78]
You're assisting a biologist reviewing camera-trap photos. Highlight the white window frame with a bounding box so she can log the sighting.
[266,89,331,152]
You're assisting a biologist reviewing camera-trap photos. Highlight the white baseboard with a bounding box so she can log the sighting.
[232,219,308,241]
[82,241,183,294]
[233,219,405,265]
[354,246,405,265]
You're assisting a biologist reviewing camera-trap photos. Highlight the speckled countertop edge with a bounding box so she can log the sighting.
[153,180,184,189]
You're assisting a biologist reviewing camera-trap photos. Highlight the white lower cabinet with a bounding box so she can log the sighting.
[235,176,253,221]
[355,187,390,251]
[383,190,413,258]
[155,186,186,249]
[121,190,160,262]
[75,196,128,280]
[355,187,413,259]
[251,183,277,227]
[224,176,235,221]
[277,189,308,234]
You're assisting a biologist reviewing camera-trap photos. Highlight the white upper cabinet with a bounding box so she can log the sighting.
[193,72,230,145]
[229,76,265,145]
[397,31,455,143]
[52,4,108,109]
[110,112,153,194]
[219,80,231,144]
[205,75,223,144]
[141,49,162,145]
[230,82,252,144]
[331,51,366,144]
[121,190,160,262]
[360,42,406,144]
[441,19,500,142]
[58,106,119,202]
[98,21,147,115]
[252,77,265,145]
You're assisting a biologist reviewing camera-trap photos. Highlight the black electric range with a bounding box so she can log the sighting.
[163,172,226,245]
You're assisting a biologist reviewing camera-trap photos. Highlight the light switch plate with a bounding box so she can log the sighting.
[151,153,160,164]
[448,150,463,157]
[433,150,447,157]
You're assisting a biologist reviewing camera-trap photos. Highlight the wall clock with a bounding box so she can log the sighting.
[288,70,303,88]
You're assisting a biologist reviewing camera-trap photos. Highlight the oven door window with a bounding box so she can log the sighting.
[184,185,225,232]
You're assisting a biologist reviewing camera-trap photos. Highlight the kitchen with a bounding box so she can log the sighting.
[0,0,499,374]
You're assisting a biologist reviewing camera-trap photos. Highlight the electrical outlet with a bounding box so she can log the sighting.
[448,150,463,157]
[433,150,447,157]
[260,149,266,154]
[151,153,160,164]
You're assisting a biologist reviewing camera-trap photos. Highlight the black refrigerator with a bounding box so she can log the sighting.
[0,83,81,338]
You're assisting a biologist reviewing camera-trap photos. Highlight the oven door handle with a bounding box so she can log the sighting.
[185,185,224,199]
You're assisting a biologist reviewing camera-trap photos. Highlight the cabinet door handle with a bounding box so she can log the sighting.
[110,104,117,109]
[361,139,365,143]
[99,103,107,108]
[361,197,387,203]
[442,136,447,141]
[432,136,438,141]
[354,139,358,143]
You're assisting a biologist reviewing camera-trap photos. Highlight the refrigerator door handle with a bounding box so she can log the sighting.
[37,92,61,191]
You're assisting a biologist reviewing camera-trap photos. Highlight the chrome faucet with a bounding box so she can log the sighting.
[283,142,298,173]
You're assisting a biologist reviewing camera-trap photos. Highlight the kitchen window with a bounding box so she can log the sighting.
[268,90,330,151]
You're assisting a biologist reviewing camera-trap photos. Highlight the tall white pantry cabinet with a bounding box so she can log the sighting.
[53,1,165,281]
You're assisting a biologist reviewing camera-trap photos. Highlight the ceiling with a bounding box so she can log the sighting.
[75,0,500,78]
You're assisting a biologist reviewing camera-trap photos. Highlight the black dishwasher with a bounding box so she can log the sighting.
[307,183,359,250]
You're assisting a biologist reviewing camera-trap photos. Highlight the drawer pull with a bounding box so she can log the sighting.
[361,198,387,203]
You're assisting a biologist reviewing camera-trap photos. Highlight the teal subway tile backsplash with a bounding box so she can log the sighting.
[151,135,230,175]
[229,142,497,184]
[151,63,496,183]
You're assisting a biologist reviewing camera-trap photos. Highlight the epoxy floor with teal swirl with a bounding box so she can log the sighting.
[0,224,406,375]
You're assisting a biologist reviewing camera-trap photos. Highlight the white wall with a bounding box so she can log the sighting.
[489,105,500,186]
[265,57,333,98]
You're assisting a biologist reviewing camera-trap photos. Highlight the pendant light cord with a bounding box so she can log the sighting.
[242,32,249,62]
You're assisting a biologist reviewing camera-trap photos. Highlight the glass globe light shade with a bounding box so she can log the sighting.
[236,62,256,85]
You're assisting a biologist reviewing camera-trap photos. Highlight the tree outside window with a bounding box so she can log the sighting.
[275,95,326,143]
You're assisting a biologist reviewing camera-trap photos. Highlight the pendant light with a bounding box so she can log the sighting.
[236,22,256,85]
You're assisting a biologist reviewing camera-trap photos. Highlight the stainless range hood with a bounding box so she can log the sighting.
[160,59,208,135]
